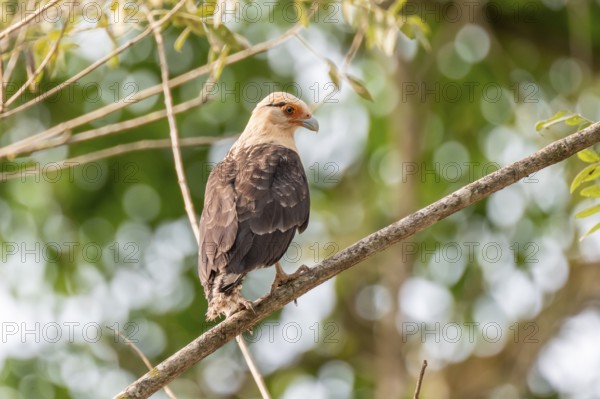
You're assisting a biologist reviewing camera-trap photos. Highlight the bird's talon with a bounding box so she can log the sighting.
[296,264,310,274]
[271,263,311,291]
[237,298,255,314]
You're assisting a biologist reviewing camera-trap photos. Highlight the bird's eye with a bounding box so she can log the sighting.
[285,106,294,114]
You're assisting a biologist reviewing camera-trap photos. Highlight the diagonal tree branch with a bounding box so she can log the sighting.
[0,2,318,159]
[2,0,33,88]
[115,122,600,399]
[4,8,70,108]
[0,0,188,119]
[0,0,64,40]
[413,360,428,399]
[67,91,213,145]
[0,136,225,182]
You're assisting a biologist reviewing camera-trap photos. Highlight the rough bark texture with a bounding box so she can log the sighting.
[116,121,600,399]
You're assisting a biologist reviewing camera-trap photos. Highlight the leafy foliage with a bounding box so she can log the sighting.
[538,111,600,237]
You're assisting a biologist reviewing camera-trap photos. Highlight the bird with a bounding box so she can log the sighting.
[198,91,319,320]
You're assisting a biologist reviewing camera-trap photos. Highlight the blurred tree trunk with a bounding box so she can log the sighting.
[374,61,421,399]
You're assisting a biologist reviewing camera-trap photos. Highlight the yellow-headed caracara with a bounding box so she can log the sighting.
[198,92,319,320]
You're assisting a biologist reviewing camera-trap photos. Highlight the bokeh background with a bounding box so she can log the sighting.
[1,0,600,397]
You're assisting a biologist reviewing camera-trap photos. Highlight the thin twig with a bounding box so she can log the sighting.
[413,360,428,399]
[3,0,33,85]
[0,137,225,182]
[5,11,70,108]
[0,0,63,40]
[0,53,4,112]
[0,0,187,119]
[0,76,216,167]
[294,34,328,62]
[68,93,212,144]
[4,61,216,154]
[114,121,600,399]
[236,336,272,399]
[0,1,319,159]
[0,86,216,160]
[146,6,200,240]
[109,328,178,399]
[295,26,363,72]
[342,28,365,71]
[297,26,364,113]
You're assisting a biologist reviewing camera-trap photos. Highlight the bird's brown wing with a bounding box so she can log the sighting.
[230,145,310,274]
[198,158,238,289]
[198,144,310,295]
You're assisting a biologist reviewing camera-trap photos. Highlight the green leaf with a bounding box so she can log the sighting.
[174,27,192,52]
[389,0,408,16]
[571,164,600,193]
[399,15,430,51]
[207,25,250,52]
[565,114,586,126]
[295,0,309,27]
[346,75,373,101]
[535,110,567,131]
[212,45,229,81]
[535,110,593,132]
[207,48,217,64]
[576,204,600,218]
[578,149,600,163]
[107,55,120,69]
[581,221,600,239]
[580,184,600,197]
[197,0,217,18]
[326,59,341,89]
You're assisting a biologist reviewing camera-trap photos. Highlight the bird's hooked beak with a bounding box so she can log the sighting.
[301,116,319,132]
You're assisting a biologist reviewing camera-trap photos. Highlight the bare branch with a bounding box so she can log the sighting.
[413,360,428,399]
[1,87,215,161]
[295,25,364,113]
[3,0,33,85]
[109,328,178,399]
[0,51,4,112]
[0,4,316,160]
[0,0,63,40]
[236,336,272,399]
[146,6,200,241]
[0,0,187,119]
[69,92,212,145]
[294,34,328,63]
[115,122,600,399]
[5,10,70,108]
[342,28,365,71]
[2,75,218,161]
[0,136,225,182]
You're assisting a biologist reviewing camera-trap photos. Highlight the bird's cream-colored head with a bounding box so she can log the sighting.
[233,92,319,152]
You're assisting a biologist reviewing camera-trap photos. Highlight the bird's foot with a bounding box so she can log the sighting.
[224,294,256,319]
[207,290,255,320]
[271,262,310,291]
[234,297,256,314]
